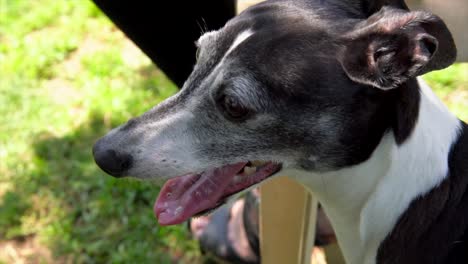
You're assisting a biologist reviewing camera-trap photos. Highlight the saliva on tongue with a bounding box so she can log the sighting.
[154,162,246,225]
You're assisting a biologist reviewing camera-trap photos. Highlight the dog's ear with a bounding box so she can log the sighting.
[339,7,456,90]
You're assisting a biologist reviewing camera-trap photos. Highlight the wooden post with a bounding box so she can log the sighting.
[237,0,264,13]
[259,177,318,264]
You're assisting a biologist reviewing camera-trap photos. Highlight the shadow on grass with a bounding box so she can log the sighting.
[0,111,200,263]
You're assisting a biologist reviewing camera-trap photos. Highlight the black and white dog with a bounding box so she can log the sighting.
[93,0,467,263]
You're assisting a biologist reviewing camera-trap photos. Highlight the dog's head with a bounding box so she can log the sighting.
[93,0,456,225]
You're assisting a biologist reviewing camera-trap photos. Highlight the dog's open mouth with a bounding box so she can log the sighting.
[154,161,282,225]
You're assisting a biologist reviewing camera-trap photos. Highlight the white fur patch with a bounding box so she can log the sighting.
[196,30,218,47]
[225,29,254,58]
[126,102,202,179]
[284,78,461,264]
[358,79,461,262]
[194,29,255,95]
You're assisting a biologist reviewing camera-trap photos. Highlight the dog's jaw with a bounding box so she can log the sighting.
[154,162,246,225]
[154,161,281,225]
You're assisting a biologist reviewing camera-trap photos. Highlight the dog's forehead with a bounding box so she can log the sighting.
[196,2,334,54]
[183,2,349,104]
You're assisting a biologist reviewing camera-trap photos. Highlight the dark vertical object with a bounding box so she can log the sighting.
[92,1,236,88]
[363,0,408,14]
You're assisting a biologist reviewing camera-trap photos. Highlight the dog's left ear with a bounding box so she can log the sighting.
[339,7,456,90]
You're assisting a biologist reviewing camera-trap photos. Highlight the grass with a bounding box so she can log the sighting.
[424,63,468,121]
[0,0,466,263]
[0,0,198,263]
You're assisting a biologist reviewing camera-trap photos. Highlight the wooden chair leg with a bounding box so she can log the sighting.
[259,177,318,264]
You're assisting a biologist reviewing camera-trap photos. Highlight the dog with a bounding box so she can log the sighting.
[93,0,467,263]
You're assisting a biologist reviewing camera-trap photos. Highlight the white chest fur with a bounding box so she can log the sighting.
[283,79,461,264]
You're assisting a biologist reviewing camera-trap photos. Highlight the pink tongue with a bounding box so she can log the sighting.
[154,162,246,225]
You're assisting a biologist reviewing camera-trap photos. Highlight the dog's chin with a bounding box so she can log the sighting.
[153,161,282,225]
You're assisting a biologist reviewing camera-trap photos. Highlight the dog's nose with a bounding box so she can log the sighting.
[93,141,132,177]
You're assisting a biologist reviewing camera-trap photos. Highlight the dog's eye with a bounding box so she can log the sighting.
[221,95,250,120]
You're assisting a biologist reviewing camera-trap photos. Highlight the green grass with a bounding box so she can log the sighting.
[424,63,468,121]
[0,0,466,263]
[0,0,199,263]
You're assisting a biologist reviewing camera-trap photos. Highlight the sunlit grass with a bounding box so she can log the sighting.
[0,0,196,262]
[424,63,468,121]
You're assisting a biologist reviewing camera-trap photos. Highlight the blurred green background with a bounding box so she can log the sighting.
[0,0,466,263]
[0,1,199,263]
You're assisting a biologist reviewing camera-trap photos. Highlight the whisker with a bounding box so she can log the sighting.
[196,18,208,35]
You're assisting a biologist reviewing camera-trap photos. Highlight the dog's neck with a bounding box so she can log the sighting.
[284,79,461,264]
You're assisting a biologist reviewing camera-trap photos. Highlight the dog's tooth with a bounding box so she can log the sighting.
[174,206,183,215]
[233,175,241,183]
[244,166,257,176]
[250,160,265,167]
